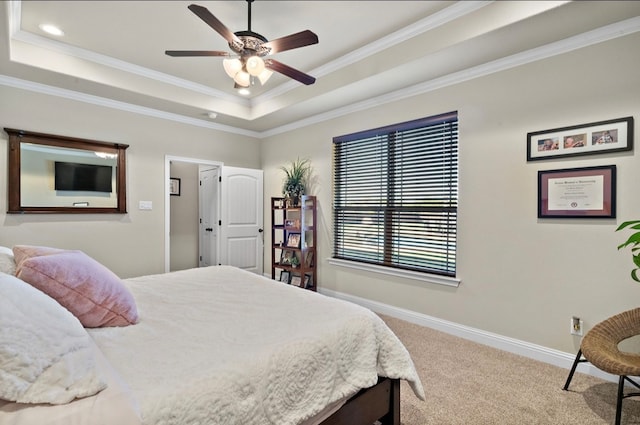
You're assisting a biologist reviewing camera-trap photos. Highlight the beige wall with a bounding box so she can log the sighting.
[0,85,260,278]
[169,161,199,271]
[261,32,640,354]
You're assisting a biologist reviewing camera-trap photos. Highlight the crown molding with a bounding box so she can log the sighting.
[11,30,247,107]
[8,1,491,108]
[8,1,246,107]
[0,74,261,138]
[3,1,639,139]
[252,1,492,104]
[261,16,640,138]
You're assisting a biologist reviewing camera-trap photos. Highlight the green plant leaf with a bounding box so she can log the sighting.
[616,220,640,231]
[279,157,312,198]
[617,220,640,283]
[618,233,640,250]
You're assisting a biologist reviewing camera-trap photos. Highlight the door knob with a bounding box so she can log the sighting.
[258,228,264,233]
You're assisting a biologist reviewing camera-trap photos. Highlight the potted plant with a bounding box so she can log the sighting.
[279,157,311,207]
[616,220,640,282]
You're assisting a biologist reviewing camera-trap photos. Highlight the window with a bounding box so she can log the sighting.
[332,111,458,277]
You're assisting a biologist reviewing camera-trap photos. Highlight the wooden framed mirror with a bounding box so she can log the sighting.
[5,128,128,214]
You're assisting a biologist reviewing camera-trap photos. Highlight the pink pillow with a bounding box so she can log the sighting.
[16,251,139,328]
[13,245,67,268]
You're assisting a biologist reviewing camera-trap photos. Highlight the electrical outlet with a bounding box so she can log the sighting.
[571,316,583,336]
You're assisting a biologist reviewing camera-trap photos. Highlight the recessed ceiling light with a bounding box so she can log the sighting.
[39,23,64,37]
[237,88,250,96]
[207,112,217,119]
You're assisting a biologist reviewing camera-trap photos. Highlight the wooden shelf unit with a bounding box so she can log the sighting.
[271,195,317,291]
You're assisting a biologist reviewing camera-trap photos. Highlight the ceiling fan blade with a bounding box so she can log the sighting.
[262,30,319,54]
[187,4,243,47]
[165,50,230,57]
[265,59,316,85]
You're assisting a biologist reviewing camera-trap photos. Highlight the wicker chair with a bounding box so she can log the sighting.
[563,308,640,425]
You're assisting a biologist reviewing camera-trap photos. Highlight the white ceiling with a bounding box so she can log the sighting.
[1,1,640,137]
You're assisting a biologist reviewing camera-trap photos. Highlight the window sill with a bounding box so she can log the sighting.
[327,258,460,288]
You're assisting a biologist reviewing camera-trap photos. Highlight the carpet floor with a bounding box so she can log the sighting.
[380,314,640,425]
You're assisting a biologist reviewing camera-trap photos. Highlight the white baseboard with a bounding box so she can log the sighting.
[319,288,618,384]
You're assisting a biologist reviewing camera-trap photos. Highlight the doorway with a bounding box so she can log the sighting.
[165,156,264,274]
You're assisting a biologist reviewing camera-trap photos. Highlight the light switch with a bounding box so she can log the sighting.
[139,201,152,210]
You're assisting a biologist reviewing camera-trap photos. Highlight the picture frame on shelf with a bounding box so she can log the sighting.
[286,233,301,248]
[290,275,302,287]
[279,271,290,283]
[526,116,633,161]
[284,219,301,229]
[303,274,311,288]
[537,165,616,218]
[304,250,314,267]
[280,250,293,265]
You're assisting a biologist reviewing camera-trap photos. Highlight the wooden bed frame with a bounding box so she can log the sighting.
[320,377,400,425]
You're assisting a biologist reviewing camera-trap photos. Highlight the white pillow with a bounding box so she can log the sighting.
[0,272,107,404]
[0,246,16,275]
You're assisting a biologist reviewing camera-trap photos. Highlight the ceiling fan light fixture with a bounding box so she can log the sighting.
[257,69,273,85]
[233,70,251,87]
[246,55,265,76]
[223,58,242,78]
[234,85,251,95]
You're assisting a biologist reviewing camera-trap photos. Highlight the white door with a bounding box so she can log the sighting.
[219,166,264,274]
[199,167,219,267]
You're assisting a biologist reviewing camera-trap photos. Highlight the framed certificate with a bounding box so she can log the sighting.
[538,165,616,218]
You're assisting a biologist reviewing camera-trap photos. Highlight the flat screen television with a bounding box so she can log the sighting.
[54,161,113,193]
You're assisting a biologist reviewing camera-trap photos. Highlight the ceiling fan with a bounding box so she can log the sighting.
[165,1,319,89]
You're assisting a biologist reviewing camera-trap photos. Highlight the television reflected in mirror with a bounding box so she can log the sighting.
[5,128,128,214]
[54,161,113,193]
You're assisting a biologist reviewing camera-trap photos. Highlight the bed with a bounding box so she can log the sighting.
[0,245,425,425]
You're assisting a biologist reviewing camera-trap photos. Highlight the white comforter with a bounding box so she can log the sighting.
[85,266,424,425]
